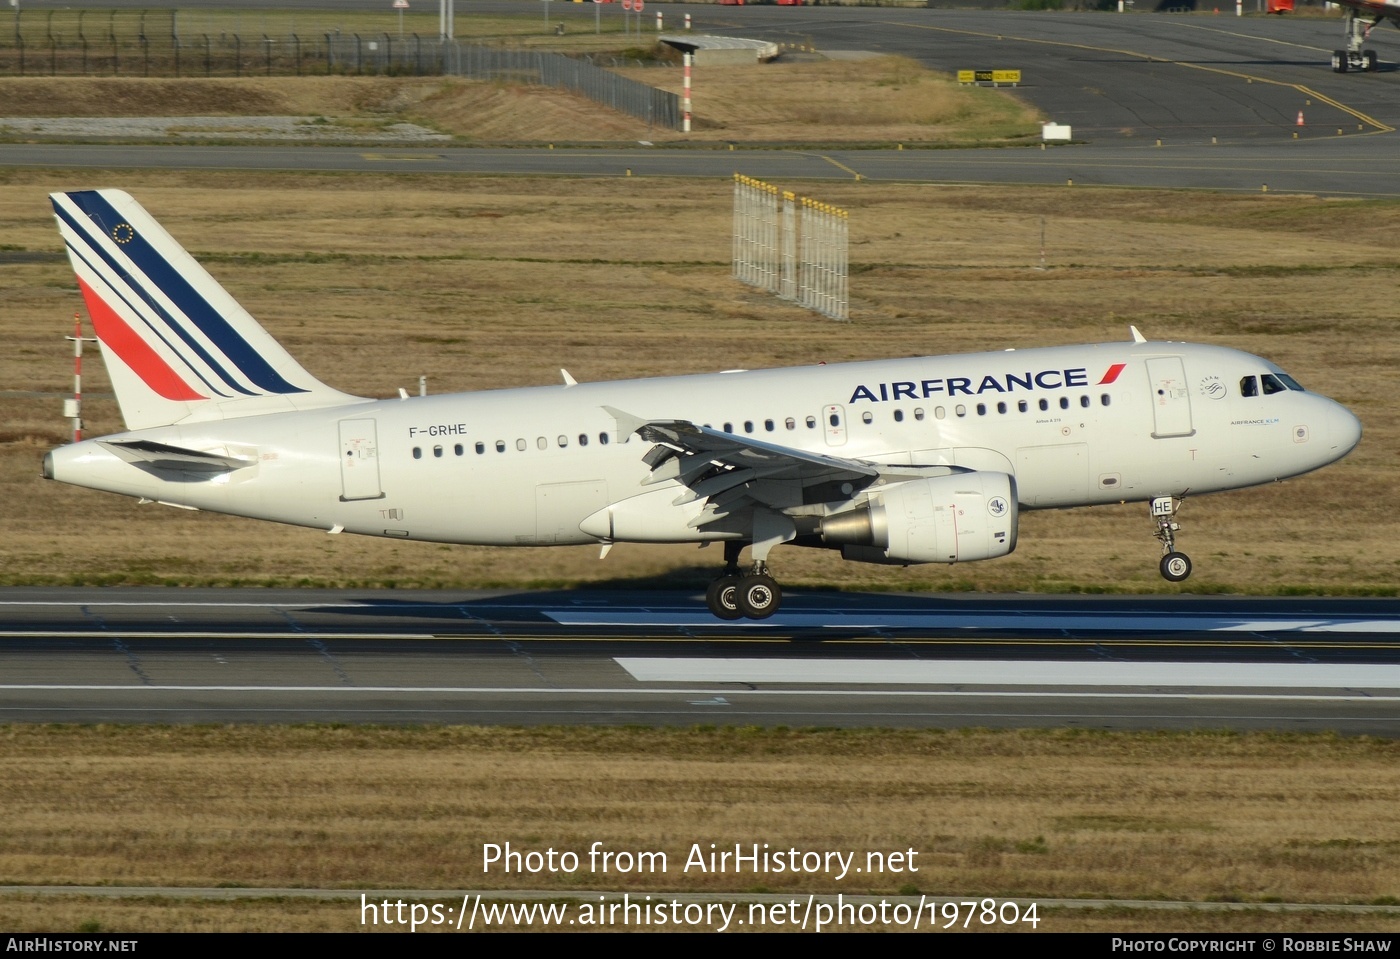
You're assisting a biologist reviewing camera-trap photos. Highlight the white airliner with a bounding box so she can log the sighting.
[44,190,1362,620]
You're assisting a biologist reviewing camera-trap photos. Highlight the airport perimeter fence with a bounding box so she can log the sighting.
[0,10,682,131]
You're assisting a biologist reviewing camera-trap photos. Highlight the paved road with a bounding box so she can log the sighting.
[4,588,1399,732]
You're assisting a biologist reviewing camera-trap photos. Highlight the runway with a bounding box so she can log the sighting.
[3,588,1398,732]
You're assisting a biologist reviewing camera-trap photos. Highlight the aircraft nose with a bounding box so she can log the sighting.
[1333,404,1362,457]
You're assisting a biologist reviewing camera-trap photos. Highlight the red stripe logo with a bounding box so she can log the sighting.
[1098,363,1126,385]
[77,277,206,401]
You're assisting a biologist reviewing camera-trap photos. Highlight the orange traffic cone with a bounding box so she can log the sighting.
[1297,111,1305,127]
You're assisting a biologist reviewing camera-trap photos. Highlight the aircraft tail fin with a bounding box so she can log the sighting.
[51,189,365,431]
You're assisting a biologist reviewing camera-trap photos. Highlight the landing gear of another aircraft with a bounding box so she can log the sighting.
[1333,9,1381,72]
[1151,495,1192,582]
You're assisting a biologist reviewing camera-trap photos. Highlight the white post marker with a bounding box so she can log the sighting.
[64,313,96,442]
[656,9,662,30]
[683,50,692,133]
[594,0,601,34]
[393,0,408,39]
[685,12,691,30]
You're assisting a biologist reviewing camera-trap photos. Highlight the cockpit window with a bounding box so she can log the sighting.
[1276,373,1304,392]
[1239,375,1258,398]
[1261,373,1287,395]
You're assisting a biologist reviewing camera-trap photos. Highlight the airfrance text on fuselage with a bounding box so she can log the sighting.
[849,367,1100,404]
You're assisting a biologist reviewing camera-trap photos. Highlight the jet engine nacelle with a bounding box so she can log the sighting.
[822,472,1018,565]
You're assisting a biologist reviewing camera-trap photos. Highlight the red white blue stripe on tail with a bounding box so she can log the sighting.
[52,189,362,431]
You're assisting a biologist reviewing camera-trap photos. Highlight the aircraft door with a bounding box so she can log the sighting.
[823,405,848,447]
[1146,357,1195,438]
[339,418,384,501]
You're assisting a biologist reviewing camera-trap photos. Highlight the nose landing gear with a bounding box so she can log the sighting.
[1152,495,1192,582]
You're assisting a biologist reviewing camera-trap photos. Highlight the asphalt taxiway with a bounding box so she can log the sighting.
[3,588,1398,732]
[6,10,1400,195]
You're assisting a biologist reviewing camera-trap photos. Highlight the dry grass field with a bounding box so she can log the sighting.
[0,169,1393,595]
[0,56,1040,145]
[1,727,1399,932]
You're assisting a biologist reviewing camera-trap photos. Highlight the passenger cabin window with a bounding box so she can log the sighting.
[785,417,796,430]
[861,411,873,424]
[894,409,904,423]
[806,416,817,429]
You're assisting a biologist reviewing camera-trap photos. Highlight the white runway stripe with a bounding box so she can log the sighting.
[615,658,1400,689]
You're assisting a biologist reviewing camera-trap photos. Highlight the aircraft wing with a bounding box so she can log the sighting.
[606,407,890,532]
[635,419,880,485]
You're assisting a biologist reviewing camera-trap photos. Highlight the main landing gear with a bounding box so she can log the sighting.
[1152,495,1192,583]
[1333,8,1381,73]
[706,541,783,620]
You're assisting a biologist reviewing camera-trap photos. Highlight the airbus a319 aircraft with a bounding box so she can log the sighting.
[45,190,1362,619]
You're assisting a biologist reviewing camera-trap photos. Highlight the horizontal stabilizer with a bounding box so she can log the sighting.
[99,439,253,473]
